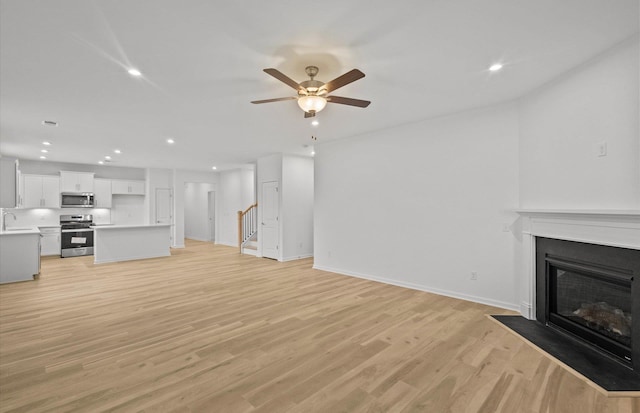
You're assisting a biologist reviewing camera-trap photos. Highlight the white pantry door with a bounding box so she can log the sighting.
[261,181,279,260]
[155,188,173,243]
[155,188,172,224]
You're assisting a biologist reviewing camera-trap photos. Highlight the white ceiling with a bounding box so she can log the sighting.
[1,0,638,172]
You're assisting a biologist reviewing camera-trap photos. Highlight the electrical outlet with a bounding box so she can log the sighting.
[471,271,478,280]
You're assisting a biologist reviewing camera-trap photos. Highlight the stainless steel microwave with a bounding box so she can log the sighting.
[61,192,94,208]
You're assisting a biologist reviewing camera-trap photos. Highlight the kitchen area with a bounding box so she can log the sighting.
[0,158,172,284]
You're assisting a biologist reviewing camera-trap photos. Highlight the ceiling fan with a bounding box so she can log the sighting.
[251,66,371,118]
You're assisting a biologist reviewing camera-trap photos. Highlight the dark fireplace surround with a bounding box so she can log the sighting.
[536,237,640,371]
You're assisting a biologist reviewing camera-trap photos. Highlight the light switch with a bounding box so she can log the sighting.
[597,142,607,157]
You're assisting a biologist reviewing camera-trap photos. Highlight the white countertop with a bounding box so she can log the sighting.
[515,209,640,216]
[0,227,40,236]
[91,224,171,230]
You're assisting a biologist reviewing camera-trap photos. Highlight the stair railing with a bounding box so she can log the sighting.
[237,203,258,253]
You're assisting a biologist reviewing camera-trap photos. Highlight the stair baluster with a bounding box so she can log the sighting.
[237,203,258,253]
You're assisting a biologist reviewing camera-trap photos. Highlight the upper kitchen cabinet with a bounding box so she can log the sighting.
[93,178,112,208]
[111,179,145,195]
[0,157,18,208]
[60,171,94,193]
[22,174,60,208]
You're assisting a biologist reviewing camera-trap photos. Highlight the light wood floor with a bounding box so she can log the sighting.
[0,240,638,413]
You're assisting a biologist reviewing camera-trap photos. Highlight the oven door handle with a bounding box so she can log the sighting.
[61,228,94,233]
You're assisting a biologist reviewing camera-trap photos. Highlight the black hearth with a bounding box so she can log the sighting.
[536,237,640,371]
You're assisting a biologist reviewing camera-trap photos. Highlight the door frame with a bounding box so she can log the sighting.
[208,190,216,243]
[260,181,280,260]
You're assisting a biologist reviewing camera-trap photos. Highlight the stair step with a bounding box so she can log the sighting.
[244,244,257,251]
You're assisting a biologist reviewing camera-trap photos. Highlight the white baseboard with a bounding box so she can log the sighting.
[185,236,210,242]
[282,254,313,262]
[520,301,534,320]
[242,249,257,256]
[312,264,519,312]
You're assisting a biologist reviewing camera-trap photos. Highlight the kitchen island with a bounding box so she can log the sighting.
[0,227,40,284]
[92,224,171,264]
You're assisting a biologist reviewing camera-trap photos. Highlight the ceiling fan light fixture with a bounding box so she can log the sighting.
[297,95,327,113]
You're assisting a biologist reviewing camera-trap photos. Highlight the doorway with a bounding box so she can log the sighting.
[208,191,216,243]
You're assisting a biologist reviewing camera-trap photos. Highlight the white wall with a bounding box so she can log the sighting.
[314,103,520,310]
[184,182,215,241]
[217,168,255,247]
[111,196,145,225]
[518,36,640,209]
[514,36,640,314]
[0,156,17,208]
[313,37,639,312]
[282,155,314,261]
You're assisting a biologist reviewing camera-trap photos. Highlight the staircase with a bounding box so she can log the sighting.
[238,203,257,255]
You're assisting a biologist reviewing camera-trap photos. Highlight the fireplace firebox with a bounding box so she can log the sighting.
[536,237,640,371]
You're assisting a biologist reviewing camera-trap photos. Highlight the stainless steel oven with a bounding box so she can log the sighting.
[60,214,94,257]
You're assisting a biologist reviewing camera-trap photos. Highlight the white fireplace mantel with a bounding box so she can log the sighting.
[516,209,640,320]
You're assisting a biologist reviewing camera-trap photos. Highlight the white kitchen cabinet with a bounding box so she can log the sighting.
[42,176,60,207]
[111,179,145,195]
[22,175,60,208]
[60,171,94,193]
[0,229,40,284]
[39,226,61,256]
[94,178,112,208]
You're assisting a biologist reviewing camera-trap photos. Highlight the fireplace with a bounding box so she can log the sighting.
[536,237,640,370]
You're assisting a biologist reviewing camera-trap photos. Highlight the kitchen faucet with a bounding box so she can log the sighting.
[2,211,16,231]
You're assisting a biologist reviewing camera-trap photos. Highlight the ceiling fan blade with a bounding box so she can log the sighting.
[327,96,371,108]
[322,69,365,93]
[304,110,316,118]
[251,97,297,104]
[263,68,303,91]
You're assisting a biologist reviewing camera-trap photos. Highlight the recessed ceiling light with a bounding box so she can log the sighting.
[212,166,217,170]
[114,149,121,154]
[42,120,58,127]
[311,151,316,156]
[311,120,319,126]
[167,138,175,144]
[41,149,48,153]
[39,156,46,159]
[128,68,142,77]
[489,63,504,72]
[42,141,51,146]
[105,155,112,160]
[98,161,104,165]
